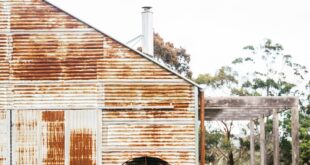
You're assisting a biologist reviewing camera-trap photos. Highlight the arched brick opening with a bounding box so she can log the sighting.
[122,156,170,165]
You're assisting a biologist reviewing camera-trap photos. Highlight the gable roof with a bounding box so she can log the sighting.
[44,0,201,89]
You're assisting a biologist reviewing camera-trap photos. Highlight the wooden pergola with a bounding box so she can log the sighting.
[199,95,299,165]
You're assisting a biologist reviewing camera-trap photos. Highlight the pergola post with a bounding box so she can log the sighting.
[259,115,266,165]
[291,107,299,165]
[250,120,255,165]
[273,109,279,165]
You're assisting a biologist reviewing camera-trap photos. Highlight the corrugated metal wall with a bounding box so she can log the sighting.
[102,84,196,164]
[0,0,198,164]
[0,110,9,165]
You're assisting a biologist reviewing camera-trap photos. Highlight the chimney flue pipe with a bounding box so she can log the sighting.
[142,6,154,56]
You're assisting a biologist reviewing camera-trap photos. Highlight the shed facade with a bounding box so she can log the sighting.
[0,0,200,164]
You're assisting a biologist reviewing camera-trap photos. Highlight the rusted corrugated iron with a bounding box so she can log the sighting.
[0,110,9,165]
[0,0,199,164]
[41,111,65,164]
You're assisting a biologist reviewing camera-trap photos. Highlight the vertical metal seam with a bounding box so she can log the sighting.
[64,111,70,165]
[199,90,205,165]
[96,109,102,165]
[37,111,42,165]
[9,110,12,165]
[96,81,104,164]
[194,87,199,165]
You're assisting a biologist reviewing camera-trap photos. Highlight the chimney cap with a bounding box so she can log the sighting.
[142,6,152,11]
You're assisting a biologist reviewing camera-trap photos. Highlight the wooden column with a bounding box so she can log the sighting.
[250,120,255,165]
[259,115,266,165]
[199,90,205,165]
[273,109,279,165]
[291,107,299,165]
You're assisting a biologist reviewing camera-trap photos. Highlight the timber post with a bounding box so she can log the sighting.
[273,109,279,165]
[199,90,205,165]
[250,119,255,165]
[259,115,266,165]
[291,106,299,165]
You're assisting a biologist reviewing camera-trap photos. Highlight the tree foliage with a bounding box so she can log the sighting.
[195,66,238,88]
[231,39,307,96]
[138,33,192,78]
[195,39,309,164]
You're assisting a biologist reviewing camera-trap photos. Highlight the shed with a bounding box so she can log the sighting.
[0,0,202,165]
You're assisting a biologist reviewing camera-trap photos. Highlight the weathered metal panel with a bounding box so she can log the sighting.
[12,110,39,165]
[0,110,9,165]
[98,36,179,80]
[10,110,98,165]
[0,34,9,82]
[104,84,193,108]
[102,84,196,164]
[11,32,102,80]
[67,110,97,165]
[0,0,198,164]
[41,111,65,165]
[0,1,9,31]
[10,0,88,30]
[11,81,100,110]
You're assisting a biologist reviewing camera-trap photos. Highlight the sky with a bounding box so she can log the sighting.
[47,0,310,79]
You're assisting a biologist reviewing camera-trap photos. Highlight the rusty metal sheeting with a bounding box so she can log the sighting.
[10,81,101,110]
[104,84,194,109]
[0,34,9,81]
[102,151,195,165]
[11,32,102,80]
[10,32,178,80]
[12,110,39,165]
[67,110,97,165]
[0,110,9,165]
[10,0,88,30]
[0,0,198,164]
[102,86,196,164]
[9,110,98,165]
[41,111,65,165]
[98,36,178,80]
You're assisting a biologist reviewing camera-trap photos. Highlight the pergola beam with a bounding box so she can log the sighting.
[202,96,299,165]
[205,96,298,109]
[204,108,270,120]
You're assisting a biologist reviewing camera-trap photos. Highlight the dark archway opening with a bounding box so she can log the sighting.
[122,156,170,165]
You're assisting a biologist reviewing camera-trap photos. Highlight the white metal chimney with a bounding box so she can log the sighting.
[142,6,154,56]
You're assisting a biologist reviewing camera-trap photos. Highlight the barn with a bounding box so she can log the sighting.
[0,0,203,164]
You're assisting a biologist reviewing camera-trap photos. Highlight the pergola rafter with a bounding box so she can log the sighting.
[199,96,299,165]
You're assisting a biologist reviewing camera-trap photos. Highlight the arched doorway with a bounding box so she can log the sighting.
[122,156,170,165]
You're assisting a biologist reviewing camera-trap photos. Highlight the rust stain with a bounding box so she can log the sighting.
[2,0,197,164]
[12,33,102,80]
[104,84,192,109]
[42,111,65,165]
[14,111,38,165]
[11,1,88,30]
[70,129,95,165]
[0,158,5,165]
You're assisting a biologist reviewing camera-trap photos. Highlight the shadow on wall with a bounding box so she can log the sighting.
[122,156,170,165]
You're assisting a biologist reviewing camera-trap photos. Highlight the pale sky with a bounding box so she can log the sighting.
[48,0,310,79]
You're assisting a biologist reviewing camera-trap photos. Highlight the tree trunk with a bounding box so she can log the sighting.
[228,151,234,165]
